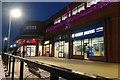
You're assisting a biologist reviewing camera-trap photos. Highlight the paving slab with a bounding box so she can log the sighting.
[26,56,120,79]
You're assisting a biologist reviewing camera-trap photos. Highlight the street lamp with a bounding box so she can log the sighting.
[3,37,8,52]
[7,8,22,52]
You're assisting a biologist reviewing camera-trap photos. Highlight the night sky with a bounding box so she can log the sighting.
[2,2,70,46]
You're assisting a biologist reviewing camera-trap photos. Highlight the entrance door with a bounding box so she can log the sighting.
[26,45,36,57]
[45,45,50,57]
[84,39,91,60]
[26,47,31,56]
[58,41,64,58]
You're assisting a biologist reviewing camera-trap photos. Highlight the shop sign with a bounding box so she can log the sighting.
[84,29,95,35]
[96,27,103,32]
[72,27,103,38]
[44,40,50,45]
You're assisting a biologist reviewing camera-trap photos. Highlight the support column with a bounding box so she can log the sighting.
[51,37,54,57]
[68,31,73,59]
[42,41,44,56]
[36,40,39,56]
[104,16,119,63]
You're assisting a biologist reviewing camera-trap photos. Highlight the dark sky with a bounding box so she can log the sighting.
[2,2,70,45]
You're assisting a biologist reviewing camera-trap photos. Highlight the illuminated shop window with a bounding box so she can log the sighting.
[73,37,104,56]
[91,37,104,56]
[77,3,85,13]
[57,17,61,23]
[54,17,61,24]
[54,19,58,24]
[87,0,96,7]
[62,13,67,21]
[72,7,78,15]
[87,0,101,7]
[73,40,83,55]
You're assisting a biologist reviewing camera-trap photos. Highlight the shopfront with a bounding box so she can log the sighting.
[44,40,52,57]
[54,34,69,58]
[25,45,36,56]
[72,23,104,60]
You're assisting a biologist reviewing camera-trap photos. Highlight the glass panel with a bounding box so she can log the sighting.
[72,7,78,15]
[62,13,67,21]
[90,37,104,56]
[54,42,59,57]
[73,40,83,55]
[26,45,36,56]
[77,3,85,13]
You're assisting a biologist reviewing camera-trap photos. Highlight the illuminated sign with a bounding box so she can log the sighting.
[44,40,50,45]
[96,27,103,32]
[72,26,103,38]
[84,29,95,35]
[75,32,83,37]
[25,26,37,30]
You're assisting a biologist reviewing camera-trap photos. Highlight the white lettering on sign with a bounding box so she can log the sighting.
[84,29,95,35]
[75,32,83,37]
[96,27,103,32]
[72,34,75,38]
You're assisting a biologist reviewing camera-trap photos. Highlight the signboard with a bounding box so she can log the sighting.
[44,40,50,45]
[72,23,104,39]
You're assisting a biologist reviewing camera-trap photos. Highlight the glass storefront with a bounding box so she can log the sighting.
[39,43,42,56]
[73,37,104,59]
[72,23,104,59]
[54,34,69,58]
[44,40,52,57]
[25,45,36,56]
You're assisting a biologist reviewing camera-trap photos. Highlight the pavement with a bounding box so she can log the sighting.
[26,56,120,80]
[0,55,5,80]
[3,56,120,80]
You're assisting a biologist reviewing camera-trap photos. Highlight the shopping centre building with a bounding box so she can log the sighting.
[14,2,120,63]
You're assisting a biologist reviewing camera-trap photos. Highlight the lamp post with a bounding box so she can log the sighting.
[3,37,8,52]
[7,8,22,52]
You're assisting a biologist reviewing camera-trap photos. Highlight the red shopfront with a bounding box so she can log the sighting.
[17,38,39,57]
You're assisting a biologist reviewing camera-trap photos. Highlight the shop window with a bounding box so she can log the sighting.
[90,37,104,56]
[77,3,85,13]
[87,0,96,7]
[54,17,61,24]
[57,17,61,23]
[54,19,58,24]
[73,37,104,56]
[62,13,67,21]
[72,7,78,15]
[73,40,83,55]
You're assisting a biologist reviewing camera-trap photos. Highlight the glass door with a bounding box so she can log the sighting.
[58,41,64,58]
[26,47,31,56]
[83,39,91,60]
[26,45,36,57]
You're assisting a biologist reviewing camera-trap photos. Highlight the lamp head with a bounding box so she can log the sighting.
[10,8,22,18]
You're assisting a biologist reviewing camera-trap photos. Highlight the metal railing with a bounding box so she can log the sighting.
[2,52,111,80]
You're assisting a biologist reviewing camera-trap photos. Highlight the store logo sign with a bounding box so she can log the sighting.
[44,40,50,45]
[72,26,103,38]
[96,27,103,32]
[75,32,83,37]
[84,29,95,35]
